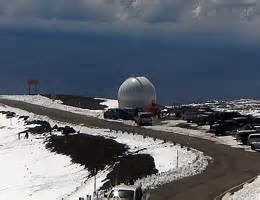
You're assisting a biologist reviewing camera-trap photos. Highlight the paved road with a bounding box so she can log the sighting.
[1,99,260,200]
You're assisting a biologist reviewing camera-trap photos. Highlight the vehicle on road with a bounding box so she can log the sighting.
[106,184,144,200]
[104,108,143,120]
[104,108,121,120]
[134,112,153,126]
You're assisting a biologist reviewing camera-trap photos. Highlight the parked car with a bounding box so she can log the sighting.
[234,130,257,145]
[254,126,260,132]
[233,117,251,127]
[211,116,251,136]
[123,108,143,120]
[248,134,260,150]
[106,184,143,200]
[134,112,153,126]
[103,108,120,120]
[208,111,242,126]
[192,114,211,126]
[183,111,195,123]
[104,108,140,120]
[252,117,260,126]
[211,120,238,136]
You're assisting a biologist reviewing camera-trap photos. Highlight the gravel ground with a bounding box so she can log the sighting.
[1,99,260,200]
[44,94,107,110]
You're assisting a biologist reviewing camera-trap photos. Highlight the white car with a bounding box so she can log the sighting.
[248,134,260,150]
[106,184,144,200]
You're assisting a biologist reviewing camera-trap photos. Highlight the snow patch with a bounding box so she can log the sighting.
[95,98,118,109]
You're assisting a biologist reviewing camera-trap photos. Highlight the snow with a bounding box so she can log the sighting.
[0,95,103,118]
[185,98,260,117]
[0,112,90,200]
[223,176,260,200]
[0,104,209,199]
[95,98,118,109]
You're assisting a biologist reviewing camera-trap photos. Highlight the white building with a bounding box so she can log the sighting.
[118,76,157,110]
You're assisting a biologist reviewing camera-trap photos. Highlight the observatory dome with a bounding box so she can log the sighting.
[118,77,157,110]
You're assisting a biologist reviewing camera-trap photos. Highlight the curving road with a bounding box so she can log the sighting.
[1,99,260,200]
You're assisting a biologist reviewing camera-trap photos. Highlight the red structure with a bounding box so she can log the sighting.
[27,80,39,95]
[148,102,161,117]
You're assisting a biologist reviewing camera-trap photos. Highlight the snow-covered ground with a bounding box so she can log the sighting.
[3,95,260,198]
[0,110,90,200]
[0,95,109,118]
[95,98,118,109]
[222,176,260,200]
[0,104,209,200]
[182,99,260,117]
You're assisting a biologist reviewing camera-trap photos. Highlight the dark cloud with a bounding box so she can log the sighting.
[0,30,259,103]
[0,0,259,27]
[0,1,259,102]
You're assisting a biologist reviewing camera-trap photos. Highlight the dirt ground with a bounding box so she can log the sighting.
[46,134,127,173]
[46,133,157,188]
[45,94,107,110]
[2,98,260,200]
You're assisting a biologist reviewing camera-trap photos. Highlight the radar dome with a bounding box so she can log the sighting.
[118,77,156,110]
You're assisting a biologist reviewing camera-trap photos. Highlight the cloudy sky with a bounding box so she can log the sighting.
[0,0,260,103]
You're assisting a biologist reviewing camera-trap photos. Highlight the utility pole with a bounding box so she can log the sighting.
[27,80,39,95]
[93,168,97,199]
[176,150,179,168]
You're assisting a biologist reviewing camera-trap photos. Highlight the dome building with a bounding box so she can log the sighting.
[118,76,157,111]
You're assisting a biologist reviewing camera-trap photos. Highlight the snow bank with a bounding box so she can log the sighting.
[95,98,118,109]
[223,176,260,200]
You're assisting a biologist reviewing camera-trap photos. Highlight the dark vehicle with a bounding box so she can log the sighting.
[123,108,143,120]
[104,108,143,120]
[233,117,251,127]
[248,134,260,150]
[104,108,121,120]
[212,119,240,136]
[183,111,198,123]
[192,114,211,126]
[208,111,242,125]
[134,112,153,126]
[252,117,260,126]
[234,130,257,145]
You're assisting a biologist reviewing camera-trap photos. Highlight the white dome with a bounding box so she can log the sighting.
[118,76,156,110]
